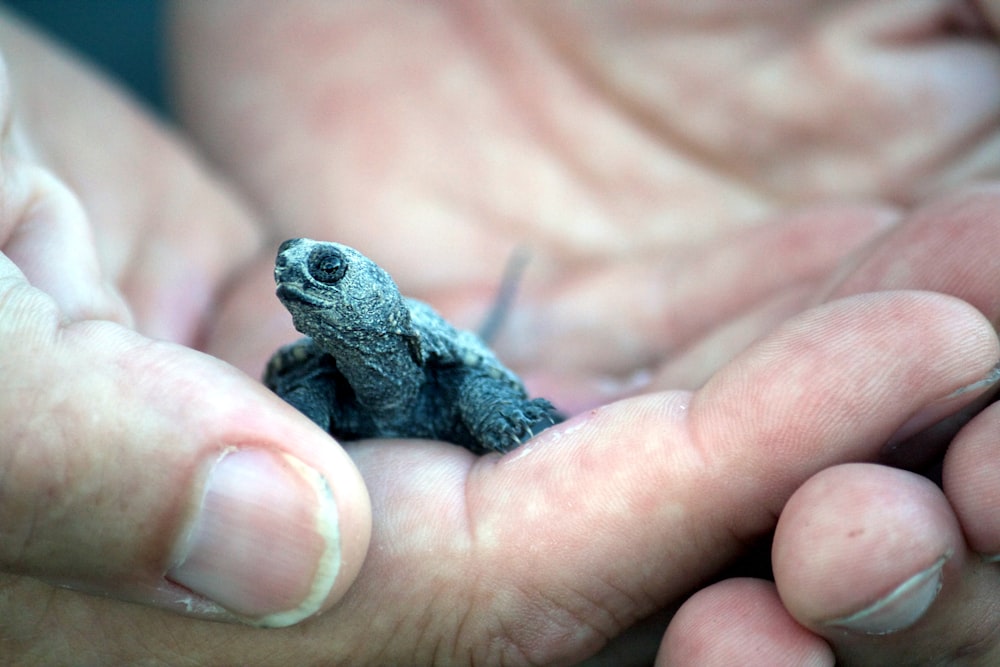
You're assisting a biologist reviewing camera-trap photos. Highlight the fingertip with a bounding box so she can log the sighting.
[943,401,1000,556]
[257,398,375,617]
[2,162,132,324]
[198,393,374,626]
[146,386,372,626]
[150,388,372,627]
[696,291,999,495]
[658,579,834,667]
[0,317,371,626]
[166,448,345,627]
[773,464,961,633]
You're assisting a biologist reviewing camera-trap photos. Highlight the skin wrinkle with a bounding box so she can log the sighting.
[452,541,499,664]
[446,4,588,253]
[404,581,442,665]
[486,14,637,253]
[483,613,531,667]
[457,5,764,255]
[435,569,486,666]
[576,576,642,639]
[459,465,528,665]
[437,550,484,662]
[952,612,1000,660]
[915,114,1000,196]
[523,583,612,664]
[837,6,1000,199]
[468,580,524,664]
[530,8,788,208]
[526,13,778,214]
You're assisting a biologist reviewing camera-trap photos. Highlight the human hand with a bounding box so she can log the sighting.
[660,189,1000,666]
[162,3,996,664]
[0,8,371,641]
[7,186,997,665]
[4,1,992,664]
[172,0,998,406]
[164,1,1000,665]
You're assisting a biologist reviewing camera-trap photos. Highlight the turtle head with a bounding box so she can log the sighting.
[274,238,417,354]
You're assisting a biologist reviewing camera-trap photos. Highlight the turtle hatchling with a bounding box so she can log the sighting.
[264,238,562,453]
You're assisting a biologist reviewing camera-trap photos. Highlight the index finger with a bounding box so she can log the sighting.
[321,290,998,665]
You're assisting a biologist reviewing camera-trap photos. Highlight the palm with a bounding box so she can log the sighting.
[179,2,994,399]
[1,1,997,664]
[178,3,998,664]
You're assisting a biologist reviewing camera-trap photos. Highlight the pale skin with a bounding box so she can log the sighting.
[0,1,999,665]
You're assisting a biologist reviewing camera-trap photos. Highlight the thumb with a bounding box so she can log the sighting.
[0,254,371,627]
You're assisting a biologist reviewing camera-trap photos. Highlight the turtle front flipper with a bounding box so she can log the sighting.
[264,337,382,441]
[264,337,337,432]
[455,370,562,453]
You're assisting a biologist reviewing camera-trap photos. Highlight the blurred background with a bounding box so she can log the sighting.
[4,0,166,114]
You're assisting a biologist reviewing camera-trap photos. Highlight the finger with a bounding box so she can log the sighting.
[0,273,996,663]
[1,162,130,325]
[826,184,1000,322]
[657,186,1000,399]
[773,463,1000,665]
[0,15,264,344]
[0,258,371,627]
[647,283,817,392]
[658,578,834,666]
[310,291,998,665]
[944,400,1000,557]
[487,292,996,664]
[0,45,129,325]
[541,186,1000,411]
[823,185,1000,468]
[504,204,897,382]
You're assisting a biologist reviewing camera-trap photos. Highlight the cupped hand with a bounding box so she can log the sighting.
[173,0,998,404]
[660,189,1000,666]
[661,414,1000,667]
[8,175,997,665]
[2,1,998,666]
[165,1,999,665]
[0,9,371,637]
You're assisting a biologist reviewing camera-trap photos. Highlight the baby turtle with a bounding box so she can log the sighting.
[263,238,561,453]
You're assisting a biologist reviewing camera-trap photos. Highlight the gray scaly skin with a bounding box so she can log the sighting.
[263,238,561,453]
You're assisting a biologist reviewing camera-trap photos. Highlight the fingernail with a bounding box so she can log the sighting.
[886,362,1000,448]
[824,554,947,635]
[168,449,340,627]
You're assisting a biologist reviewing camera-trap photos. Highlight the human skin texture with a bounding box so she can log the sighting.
[0,1,998,666]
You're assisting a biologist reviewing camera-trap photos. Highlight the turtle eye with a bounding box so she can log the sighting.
[308,245,347,284]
